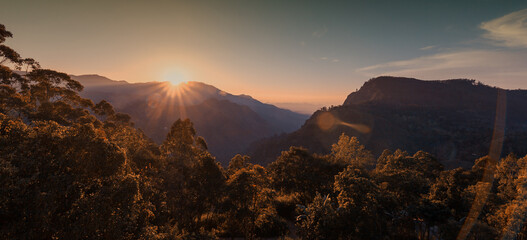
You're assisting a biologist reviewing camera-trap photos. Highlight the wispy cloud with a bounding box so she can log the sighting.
[420,45,437,50]
[357,49,527,89]
[316,57,340,63]
[480,8,527,48]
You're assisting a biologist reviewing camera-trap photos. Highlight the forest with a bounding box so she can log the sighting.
[2,23,527,240]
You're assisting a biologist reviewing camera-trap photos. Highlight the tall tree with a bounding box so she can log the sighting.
[268,146,339,203]
[330,133,375,168]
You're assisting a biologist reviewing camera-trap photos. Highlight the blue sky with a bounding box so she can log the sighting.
[1,0,527,111]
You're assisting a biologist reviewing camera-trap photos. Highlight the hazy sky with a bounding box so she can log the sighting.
[2,0,527,108]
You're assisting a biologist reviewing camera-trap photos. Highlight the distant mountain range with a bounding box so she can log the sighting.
[249,76,527,168]
[72,74,309,164]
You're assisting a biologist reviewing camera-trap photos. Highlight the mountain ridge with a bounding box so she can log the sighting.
[72,74,309,164]
[249,76,527,168]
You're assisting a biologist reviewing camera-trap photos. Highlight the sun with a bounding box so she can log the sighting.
[162,69,189,86]
[158,68,194,104]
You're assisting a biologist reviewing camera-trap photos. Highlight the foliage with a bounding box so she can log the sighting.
[330,133,375,168]
[268,147,340,203]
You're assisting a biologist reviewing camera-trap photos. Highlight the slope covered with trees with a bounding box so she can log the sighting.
[4,24,527,239]
[249,76,527,168]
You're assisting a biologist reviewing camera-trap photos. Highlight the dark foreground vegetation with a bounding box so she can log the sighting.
[2,24,527,239]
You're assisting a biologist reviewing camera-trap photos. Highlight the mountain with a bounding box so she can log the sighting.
[248,76,527,168]
[344,77,500,110]
[272,102,322,115]
[72,74,309,164]
[70,74,128,87]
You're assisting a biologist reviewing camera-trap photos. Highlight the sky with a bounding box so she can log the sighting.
[1,0,527,112]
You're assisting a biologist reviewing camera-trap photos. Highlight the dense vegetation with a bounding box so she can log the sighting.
[2,24,527,239]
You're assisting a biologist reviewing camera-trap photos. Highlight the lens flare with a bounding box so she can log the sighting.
[317,112,337,131]
[316,111,371,133]
[457,89,507,240]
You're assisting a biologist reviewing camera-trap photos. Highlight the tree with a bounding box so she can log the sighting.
[227,154,251,175]
[0,24,13,44]
[487,155,527,239]
[221,154,288,238]
[334,166,386,239]
[1,24,98,126]
[330,133,375,168]
[0,24,160,239]
[296,194,341,240]
[0,113,158,239]
[373,150,444,239]
[156,118,228,237]
[161,119,207,163]
[495,154,522,202]
[268,146,339,203]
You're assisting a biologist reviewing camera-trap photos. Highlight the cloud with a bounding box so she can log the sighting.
[312,26,328,38]
[356,49,527,89]
[318,57,340,63]
[480,8,527,48]
[420,45,437,50]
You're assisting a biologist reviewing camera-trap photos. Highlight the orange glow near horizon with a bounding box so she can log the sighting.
[162,69,189,86]
[92,53,345,110]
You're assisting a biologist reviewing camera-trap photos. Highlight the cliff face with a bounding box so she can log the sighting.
[344,76,500,110]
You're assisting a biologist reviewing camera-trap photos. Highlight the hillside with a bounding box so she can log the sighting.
[249,76,527,168]
[72,75,308,164]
